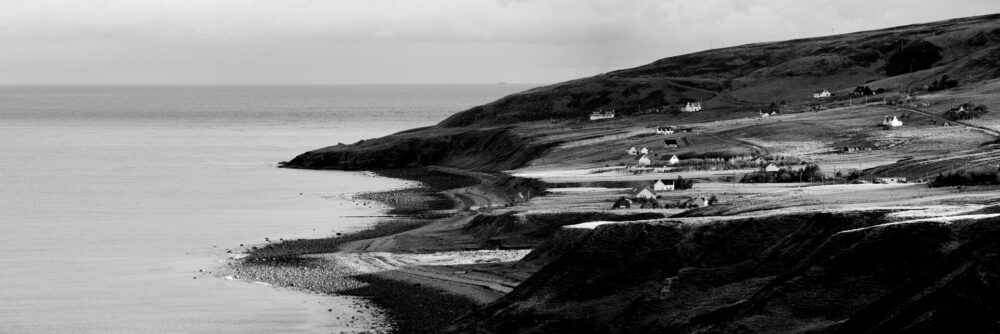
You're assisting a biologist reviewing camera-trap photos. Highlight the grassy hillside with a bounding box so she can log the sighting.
[440,14,1000,127]
[286,14,1000,177]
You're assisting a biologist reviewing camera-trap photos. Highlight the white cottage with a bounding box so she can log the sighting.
[631,186,657,199]
[764,163,781,172]
[656,126,675,135]
[667,155,680,165]
[813,89,831,98]
[682,102,702,112]
[653,179,675,191]
[627,146,638,155]
[882,115,903,127]
[637,154,652,167]
[639,147,649,155]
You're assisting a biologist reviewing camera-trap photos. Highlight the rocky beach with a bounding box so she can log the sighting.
[221,167,533,333]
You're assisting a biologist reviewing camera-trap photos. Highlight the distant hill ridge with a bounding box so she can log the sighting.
[440,13,1000,127]
[284,13,1000,172]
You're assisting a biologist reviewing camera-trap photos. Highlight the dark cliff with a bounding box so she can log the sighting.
[446,210,1000,333]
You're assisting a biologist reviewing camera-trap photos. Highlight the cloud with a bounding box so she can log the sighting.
[0,0,998,84]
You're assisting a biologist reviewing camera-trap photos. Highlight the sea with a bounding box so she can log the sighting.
[0,84,535,333]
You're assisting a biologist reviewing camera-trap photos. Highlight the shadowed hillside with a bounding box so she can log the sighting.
[446,211,1000,333]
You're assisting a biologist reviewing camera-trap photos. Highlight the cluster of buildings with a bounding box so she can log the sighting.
[612,178,712,209]
[625,146,680,167]
[590,101,704,121]
[813,88,904,128]
[589,110,616,121]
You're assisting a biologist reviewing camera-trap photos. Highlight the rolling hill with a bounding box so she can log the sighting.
[440,13,1000,127]
[283,13,1000,175]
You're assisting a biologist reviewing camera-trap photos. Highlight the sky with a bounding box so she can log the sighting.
[1,0,998,85]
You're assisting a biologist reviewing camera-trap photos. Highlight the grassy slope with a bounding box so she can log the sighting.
[440,13,1000,128]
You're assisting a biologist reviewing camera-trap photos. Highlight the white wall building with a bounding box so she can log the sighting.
[813,89,831,98]
[637,154,651,167]
[590,110,615,121]
[653,179,675,191]
[882,115,903,127]
[682,102,702,112]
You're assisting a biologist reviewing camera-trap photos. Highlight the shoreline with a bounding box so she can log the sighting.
[222,167,497,333]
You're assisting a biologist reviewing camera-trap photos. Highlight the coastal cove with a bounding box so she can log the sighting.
[0,85,535,333]
[257,14,1000,334]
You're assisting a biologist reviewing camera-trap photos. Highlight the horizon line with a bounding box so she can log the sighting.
[0,82,546,87]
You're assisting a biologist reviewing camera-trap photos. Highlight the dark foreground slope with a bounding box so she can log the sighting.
[446,211,1000,333]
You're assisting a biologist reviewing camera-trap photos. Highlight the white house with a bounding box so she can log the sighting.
[627,146,638,155]
[882,115,903,127]
[682,102,702,112]
[656,126,675,135]
[590,110,615,121]
[688,197,709,208]
[667,155,680,165]
[813,89,831,98]
[764,163,780,172]
[631,186,657,199]
[637,154,652,167]
[639,147,649,155]
[653,179,675,191]
[759,110,770,118]
[876,177,907,184]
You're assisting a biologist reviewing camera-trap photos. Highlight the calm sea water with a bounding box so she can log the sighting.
[0,84,534,333]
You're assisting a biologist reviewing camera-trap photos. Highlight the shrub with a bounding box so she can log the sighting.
[740,164,825,183]
[929,168,1000,187]
[674,176,695,190]
[929,74,959,91]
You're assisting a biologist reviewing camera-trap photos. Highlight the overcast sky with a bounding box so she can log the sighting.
[1,0,998,85]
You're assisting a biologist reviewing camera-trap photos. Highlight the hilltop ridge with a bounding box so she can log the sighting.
[283,13,1000,173]
[440,13,1000,127]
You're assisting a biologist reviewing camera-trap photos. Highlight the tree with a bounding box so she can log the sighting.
[674,176,695,190]
[648,198,661,209]
[930,75,959,91]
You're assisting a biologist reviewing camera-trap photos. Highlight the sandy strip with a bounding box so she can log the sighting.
[312,249,532,304]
